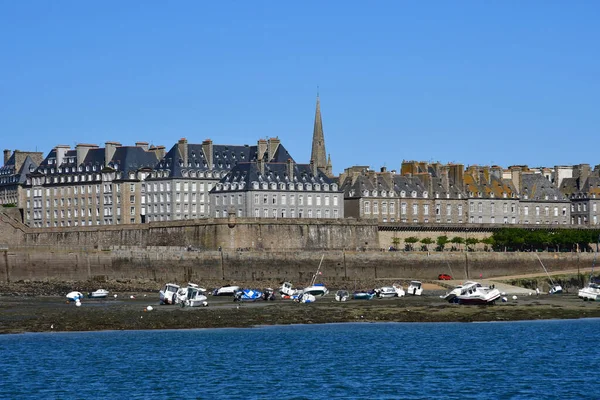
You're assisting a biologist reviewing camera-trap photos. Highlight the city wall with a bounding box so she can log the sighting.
[0,213,595,283]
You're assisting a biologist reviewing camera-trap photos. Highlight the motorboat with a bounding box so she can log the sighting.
[234,289,263,302]
[66,291,84,302]
[375,284,405,298]
[176,283,208,307]
[297,293,316,303]
[535,253,563,295]
[262,288,276,301]
[335,290,350,302]
[159,283,181,305]
[279,282,301,298]
[407,281,423,296]
[212,285,240,296]
[353,290,375,300]
[88,289,109,299]
[441,281,478,302]
[549,285,563,295]
[452,281,501,305]
[302,283,329,297]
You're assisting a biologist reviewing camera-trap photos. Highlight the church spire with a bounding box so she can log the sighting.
[311,93,330,176]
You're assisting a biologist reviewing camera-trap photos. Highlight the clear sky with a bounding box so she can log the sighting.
[1,1,598,175]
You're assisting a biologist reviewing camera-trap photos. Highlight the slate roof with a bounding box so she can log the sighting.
[153,142,295,179]
[341,173,428,198]
[520,174,569,202]
[215,160,335,191]
[0,154,39,185]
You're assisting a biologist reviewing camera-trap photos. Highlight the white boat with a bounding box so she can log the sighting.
[297,293,316,303]
[159,283,180,305]
[579,235,600,301]
[335,290,350,302]
[535,253,563,295]
[441,281,478,302]
[407,281,423,296]
[66,291,84,302]
[375,284,405,298]
[212,285,240,296]
[88,289,109,299]
[279,282,301,299]
[176,283,208,307]
[452,281,501,305]
[301,255,329,298]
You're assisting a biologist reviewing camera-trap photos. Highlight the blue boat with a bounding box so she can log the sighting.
[234,289,263,302]
[353,290,376,300]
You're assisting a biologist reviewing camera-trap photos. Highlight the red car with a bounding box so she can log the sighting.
[438,274,452,280]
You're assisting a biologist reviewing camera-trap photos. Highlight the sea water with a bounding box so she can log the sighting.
[0,320,598,399]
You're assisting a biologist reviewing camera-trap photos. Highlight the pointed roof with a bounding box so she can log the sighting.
[310,94,327,171]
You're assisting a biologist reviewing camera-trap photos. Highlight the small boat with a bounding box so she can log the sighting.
[88,289,109,299]
[441,281,478,302]
[159,283,181,305]
[535,253,563,295]
[297,293,316,303]
[234,289,263,302]
[66,291,84,302]
[407,281,423,296]
[279,282,301,298]
[335,290,350,302]
[452,281,501,305]
[579,235,600,301]
[212,285,240,296]
[177,283,208,307]
[353,290,376,300]
[262,288,276,301]
[301,255,329,298]
[375,284,405,298]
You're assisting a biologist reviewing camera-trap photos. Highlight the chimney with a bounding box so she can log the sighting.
[380,166,387,173]
[267,137,280,161]
[55,145,70,166]
[257,158,265,175]
[483,166,491,185]
[416,173,432,193]
[76,143,98,165]
[257,139,267,161]
[510,166,522,194]
[287,158,294,181]
[202,139,213,170]
[310,159,318,176]
[575,164,592,189]
[440,165,450,193]
[3,149,10,166]
[104,141,120,164]
[449,164,464,191]
[135,141,149,151]
[149,145,166,160]
[401,161,419,176]
[177,138,188,168]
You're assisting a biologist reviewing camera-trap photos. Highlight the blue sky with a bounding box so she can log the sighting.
[1,1,598,175]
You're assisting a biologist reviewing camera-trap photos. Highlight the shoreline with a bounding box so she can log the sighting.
[2,287,600,334]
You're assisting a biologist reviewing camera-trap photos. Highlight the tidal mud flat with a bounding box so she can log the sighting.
[1,280,600,334]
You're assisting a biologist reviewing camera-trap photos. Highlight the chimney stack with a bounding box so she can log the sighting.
[257,158,265,175]
[55,145,71,166]
[104,141,121,165]
[267,137,280,161]
[135,141,149,151]
[76,143,98,166]
[202,139,213,169]
[3,149,11,166]
[287,158,294,182]
[257,139,267,161]
[149,145,166,160]
[177,138,188,168]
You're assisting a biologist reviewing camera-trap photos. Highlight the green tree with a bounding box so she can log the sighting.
[436,235,449,251]
[420,237,434,252]
[465,237,479,252]
[404,236,419,251]
[450,236,465,251]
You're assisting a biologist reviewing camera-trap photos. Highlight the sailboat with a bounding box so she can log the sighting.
[578,235,600,301]
[535,253,563,294]
[298,254,329,301]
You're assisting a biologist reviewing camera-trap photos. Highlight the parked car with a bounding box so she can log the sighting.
[438,274,453,280]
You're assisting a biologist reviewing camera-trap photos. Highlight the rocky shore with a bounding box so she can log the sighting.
[1,279,599,334]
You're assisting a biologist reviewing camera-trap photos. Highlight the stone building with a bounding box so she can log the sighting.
[559,164,600,226]
[464,165,519,224]
[0,150,44,211]
[24,142,159,227]
[211,143,343,219]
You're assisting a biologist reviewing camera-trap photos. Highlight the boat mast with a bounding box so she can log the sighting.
[310,254,325,286]
[535,253,557,287]
[589,234,600,282]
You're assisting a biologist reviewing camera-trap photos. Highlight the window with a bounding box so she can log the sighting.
[436,204,441,215]
[458,205,463,216]
[469,202,475,213]
[524,206,529,216]
[423,204,429,215]
[412,204,418,215]
[364,201,370,214]
[254,194,259,204]
[535,206,540,216]
[401,202,407,214]
[389,202,395,214]
[446,204,451,216]
[478,202,482,213]
[373,202,378,214]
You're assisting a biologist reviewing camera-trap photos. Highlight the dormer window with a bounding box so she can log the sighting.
[411,191,417,198]
[400,190,406,198]
[423,191,428,198]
